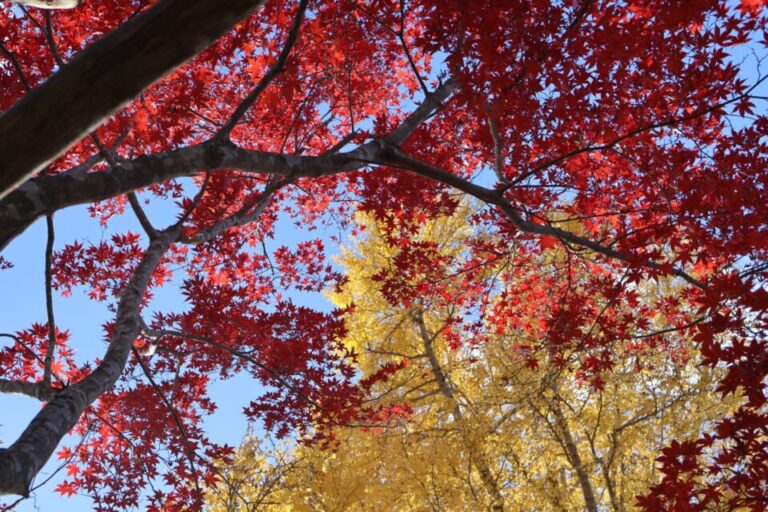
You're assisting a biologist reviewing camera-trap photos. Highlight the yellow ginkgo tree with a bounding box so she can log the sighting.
[208,204,738,512]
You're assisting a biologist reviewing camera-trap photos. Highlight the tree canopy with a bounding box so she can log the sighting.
[0,0,767,510]
[208,208,740,511]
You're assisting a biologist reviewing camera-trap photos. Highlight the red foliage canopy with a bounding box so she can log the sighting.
[0,0,767,509]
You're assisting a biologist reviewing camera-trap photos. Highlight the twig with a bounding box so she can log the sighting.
[175,172,212,228]
[512,74,768,186]
[140,323,321,410]
[181,177,289,245]
[378,146,705,289]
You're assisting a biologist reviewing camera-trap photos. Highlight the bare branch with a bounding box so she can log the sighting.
[43,10,64,66]
[0,333,48,370]
[547,395,599,512]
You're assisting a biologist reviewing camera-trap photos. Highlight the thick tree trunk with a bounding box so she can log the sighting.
[0,0,268,200]
[0,232,174,496]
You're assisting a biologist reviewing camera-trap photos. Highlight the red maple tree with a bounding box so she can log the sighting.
[1,0,767,510]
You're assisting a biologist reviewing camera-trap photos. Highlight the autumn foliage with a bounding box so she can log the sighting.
[0,0,767,510]
[208,209,741,511]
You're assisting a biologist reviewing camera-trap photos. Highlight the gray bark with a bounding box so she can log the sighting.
[0,379,57,401]
[0,0,269,200]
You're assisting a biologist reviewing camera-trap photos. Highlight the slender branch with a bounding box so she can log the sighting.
[0,41,32,91]
[171,102,223,127]
[397,0,428,95]
[181,177,289,244]
[378,147,705,289]
[0,80,458,251]
[487,114,509,186]
[411,309,504,511]
[0,229,176,496]
[547,395,599,512]
[127,192,158,239]
[321,131,358,156]
[42,214,56,386]
[0,333,48,371]
[512,74,768,186]
[383,79,458,145]
[217,0,309,140]
[175,172,212,228]
[43,11,64,66]
[140,325,322,410]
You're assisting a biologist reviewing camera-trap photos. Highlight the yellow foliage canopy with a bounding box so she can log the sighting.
[209,206,737,512]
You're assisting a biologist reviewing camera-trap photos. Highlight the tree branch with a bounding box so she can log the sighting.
[131,347,203,504]
[181,177,289,244]
[0,229,176,496]
[0,41,32,91]
[0,0,269,200]
[0,379,57,401]
[486,114,510,186]
[547,395,599,512]
[140,325,322,411]
[511,74,768,186]
[126,192,158,239]
[378,147,705,289]
[217,0,309,140]
[411,309,504,511]
[0,80,458,251]
[3,0,81,9]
